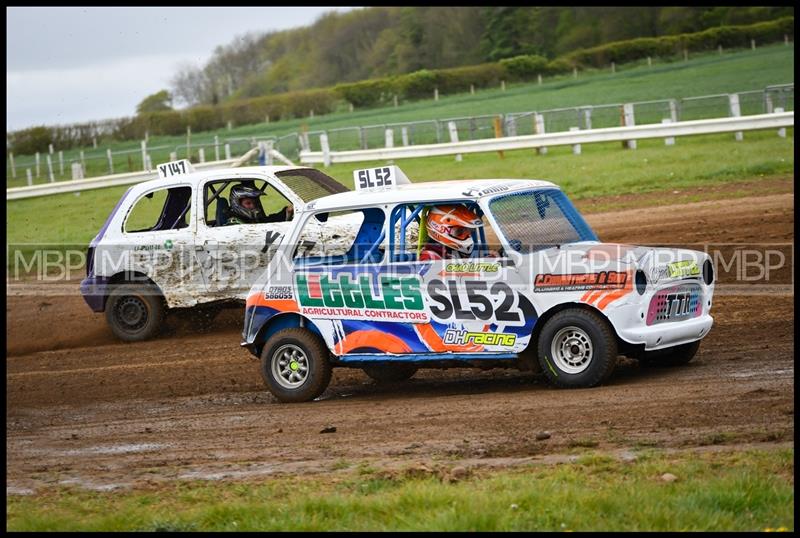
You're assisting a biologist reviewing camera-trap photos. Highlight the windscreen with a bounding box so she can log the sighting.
[489,189,597,253]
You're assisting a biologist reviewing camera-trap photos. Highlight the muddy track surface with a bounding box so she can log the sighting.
[6,188,794,495]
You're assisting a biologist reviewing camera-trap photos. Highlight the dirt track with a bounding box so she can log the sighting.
[6,186,794,495]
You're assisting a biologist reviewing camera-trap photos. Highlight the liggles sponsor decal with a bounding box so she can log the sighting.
[534,271,628,292]
[443,328,517,347]
[667,260,700,278]
[296,273,429,323]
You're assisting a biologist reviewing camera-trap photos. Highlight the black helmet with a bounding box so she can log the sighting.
[229,185,262,222]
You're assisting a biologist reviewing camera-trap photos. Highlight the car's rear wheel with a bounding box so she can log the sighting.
[260,328,332,403]
[361,363,418,383]
[105,283,165,342]
[537,308,618,388]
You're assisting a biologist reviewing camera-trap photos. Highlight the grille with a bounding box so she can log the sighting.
[646,283,703,325]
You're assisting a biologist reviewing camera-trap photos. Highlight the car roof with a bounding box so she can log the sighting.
[304,179,560,212]
[131,165,313,191]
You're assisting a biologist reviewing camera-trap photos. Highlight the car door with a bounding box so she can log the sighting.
[195,175,299,300]
[119,183,207,307]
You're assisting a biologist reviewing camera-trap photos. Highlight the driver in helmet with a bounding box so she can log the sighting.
[226,184,293,225]
[419,204,485,261]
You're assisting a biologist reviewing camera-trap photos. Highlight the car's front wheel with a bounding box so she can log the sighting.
[260,328,332,403]
[537,308,618,388]
[105,283,165,342]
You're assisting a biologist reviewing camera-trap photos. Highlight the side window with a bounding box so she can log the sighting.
[293,209,383,266]
[124,186,192,233]
[204,179,292,227]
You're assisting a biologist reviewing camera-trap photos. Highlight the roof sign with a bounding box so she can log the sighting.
[157,159,195,180]
[353,165,411,191]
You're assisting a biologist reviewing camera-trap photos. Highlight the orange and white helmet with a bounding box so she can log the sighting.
[426,205,482,254]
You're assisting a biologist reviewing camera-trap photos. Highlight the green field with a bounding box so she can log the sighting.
[6,43,794,187]
[6,129,793,250]
[6,447,793,531]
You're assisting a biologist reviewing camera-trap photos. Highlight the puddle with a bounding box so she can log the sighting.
[63,443,165,456]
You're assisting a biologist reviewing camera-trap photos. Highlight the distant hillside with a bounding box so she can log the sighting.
[171,6,793,106]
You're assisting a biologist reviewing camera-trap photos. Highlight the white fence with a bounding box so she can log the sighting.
[298,111,794,165]
[6,147,289,200]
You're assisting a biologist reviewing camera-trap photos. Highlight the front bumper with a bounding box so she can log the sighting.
[80,275,110,312]
[617,314,714,351]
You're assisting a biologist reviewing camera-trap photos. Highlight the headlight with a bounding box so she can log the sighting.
[702,260,714,285]
[635,270,647,295]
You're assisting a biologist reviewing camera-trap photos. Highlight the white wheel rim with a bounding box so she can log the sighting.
[271,344,310,389]
[550,326,593,374]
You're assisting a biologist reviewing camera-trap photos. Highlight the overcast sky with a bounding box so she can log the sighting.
[6,6,357,132]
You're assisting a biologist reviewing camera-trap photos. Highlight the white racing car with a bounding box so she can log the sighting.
[241,166,716,402]
[80,160,355,341]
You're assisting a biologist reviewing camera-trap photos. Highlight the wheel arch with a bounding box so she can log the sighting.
[527,301,619,353]
[101,271,165,311]
[251,312,327,358]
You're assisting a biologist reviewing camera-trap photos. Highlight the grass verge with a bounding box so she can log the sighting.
[6,447,793,531]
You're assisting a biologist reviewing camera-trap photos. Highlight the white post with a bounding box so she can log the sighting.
[48,144,54,155]
[35,152,41,178]
[448,121,461,162]
[718,45,723,55]
[265,115,270,124]
[169,151,177,161]
[359,127,367,150]
[320,133,331,168]
[434,87,439,101]
[570,127,581,155]
[141,140,147,170]
[224,144,231,160]
[384,128,394,148]
[79,150,85,171]
[146,154,152,170]
[26,168,33,186]
[227,121,233,131]
[501,80,506,91]
[309,109,314,118]
[785,34,789,46]
[266,140,275,165]
[505,116,517,137]
[71,162,84,180]
[92,136,97,149]
[107,148,114,174]
[401,126,409,146]
[198,148,205,163]
[623,103,637,149]
[349,103,354,113]
[662,119,675,146]
[46,154,55,182]
[58,151,64,176]
[144,130,149,143]
[669,99,678,122]
[537,74,542,85]
[775,107,786,138]
[573,67,578,79]
[765,93,774,113]
[214,135,220,161]
[611,61,615,73]
[647,56,652,67]
[729,94,743,141]
[751,39,756,50]
[582,108,592,130]
[470,84,475,95]
[534,113,547,155]
[9,152,15,179]
[394,95,398,108]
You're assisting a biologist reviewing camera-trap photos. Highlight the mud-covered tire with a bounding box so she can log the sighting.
[362,363,418,383]
[105,283,165,342]
[260,328,332,403]
[537,308,618,388]
[637,340,701,367]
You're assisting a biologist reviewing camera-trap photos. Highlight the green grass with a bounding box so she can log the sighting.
[6,129,793,250]
[6,43,794,185]
[6,447,794,531]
